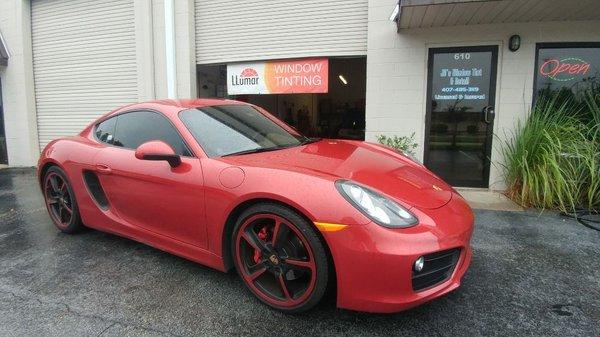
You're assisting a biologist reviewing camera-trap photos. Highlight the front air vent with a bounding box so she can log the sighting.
[412,248,461,292]
[83,170,109,209]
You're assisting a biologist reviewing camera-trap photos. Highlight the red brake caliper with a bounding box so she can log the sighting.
[253,226,269,264]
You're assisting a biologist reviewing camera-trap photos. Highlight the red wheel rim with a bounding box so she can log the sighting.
[235,213,317,308]
[44,172,74,229]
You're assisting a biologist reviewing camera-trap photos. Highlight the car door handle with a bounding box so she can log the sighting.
[95,164,112,174]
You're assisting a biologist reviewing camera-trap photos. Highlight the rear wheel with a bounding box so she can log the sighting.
[232,203,328,313]
[43,166,83,234]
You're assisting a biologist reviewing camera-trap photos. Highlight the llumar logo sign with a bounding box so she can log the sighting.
[231,68,259,86]
[539,57,590,82]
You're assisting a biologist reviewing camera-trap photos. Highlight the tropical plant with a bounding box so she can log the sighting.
[499,93,600,212]
[583,90,600,140]
[376,133,418,156]
[583,91,600,209]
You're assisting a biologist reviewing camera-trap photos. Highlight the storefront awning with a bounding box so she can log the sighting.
[0,30,9,66]
[392,0,600,30]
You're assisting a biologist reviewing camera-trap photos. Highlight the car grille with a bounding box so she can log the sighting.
[412,248,461,292]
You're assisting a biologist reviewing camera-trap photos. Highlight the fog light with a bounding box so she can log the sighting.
[414,256,425,272]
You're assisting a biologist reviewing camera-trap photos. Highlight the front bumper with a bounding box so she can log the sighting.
[323,192,474,313]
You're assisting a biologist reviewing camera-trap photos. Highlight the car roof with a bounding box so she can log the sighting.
[108,98,248,118]
[149,98,245,109]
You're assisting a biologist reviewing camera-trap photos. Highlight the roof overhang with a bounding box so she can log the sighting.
[0,30,9,66]
[392,0,600,30]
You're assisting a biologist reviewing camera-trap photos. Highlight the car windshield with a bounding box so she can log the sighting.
[179,104,309,157]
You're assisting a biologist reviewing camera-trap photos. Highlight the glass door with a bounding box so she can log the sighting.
[424,46,498,188]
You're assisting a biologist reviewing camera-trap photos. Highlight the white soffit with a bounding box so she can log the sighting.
[397,0,600,29]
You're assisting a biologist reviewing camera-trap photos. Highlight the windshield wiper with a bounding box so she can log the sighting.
[222,138,320,157]
[222,145,291,157]
[300,137,322,145]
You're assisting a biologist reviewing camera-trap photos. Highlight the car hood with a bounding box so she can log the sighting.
[223,139,453,210]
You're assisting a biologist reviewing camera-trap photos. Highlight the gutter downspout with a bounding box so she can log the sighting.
[164,0,177,98]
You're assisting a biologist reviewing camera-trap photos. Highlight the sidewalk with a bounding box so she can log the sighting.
[457,188,524,211]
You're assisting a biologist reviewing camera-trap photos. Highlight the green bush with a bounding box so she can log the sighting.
[500,93,600,212]
[376,133,418,156]
[584,90,600,140]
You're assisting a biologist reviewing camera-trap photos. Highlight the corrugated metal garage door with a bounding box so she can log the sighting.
[31,0,138,149]
[195,0,368,64]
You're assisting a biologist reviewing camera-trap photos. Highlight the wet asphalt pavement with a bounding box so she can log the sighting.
[0,168,599,337]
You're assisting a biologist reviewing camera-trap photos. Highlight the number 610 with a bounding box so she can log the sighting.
[454,53,471,60]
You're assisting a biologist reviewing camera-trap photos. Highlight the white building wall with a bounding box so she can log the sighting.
[366,0,600,190]
[0,0,39,166]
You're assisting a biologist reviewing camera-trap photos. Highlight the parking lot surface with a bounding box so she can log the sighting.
[0,168,599,336]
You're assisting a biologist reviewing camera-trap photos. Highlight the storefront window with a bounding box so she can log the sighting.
[197,57,366,141]
[534,43,600,102]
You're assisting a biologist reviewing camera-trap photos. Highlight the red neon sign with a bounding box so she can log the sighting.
[539,57,590,81]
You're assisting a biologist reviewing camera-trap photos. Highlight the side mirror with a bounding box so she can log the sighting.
[135,141,181,168]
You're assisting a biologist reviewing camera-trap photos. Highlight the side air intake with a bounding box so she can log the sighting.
[82,170,109,210]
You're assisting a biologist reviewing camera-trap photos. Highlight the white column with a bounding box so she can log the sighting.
[164,0,177,99]
[134,0,156,101]
[0,0,40,166]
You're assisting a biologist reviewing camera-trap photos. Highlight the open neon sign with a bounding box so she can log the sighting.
[539,57,590,82]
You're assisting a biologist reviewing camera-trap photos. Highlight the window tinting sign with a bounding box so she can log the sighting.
[227,58,328,95]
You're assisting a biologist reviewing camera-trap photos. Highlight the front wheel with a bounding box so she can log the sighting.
[43,166,83,234]
[232,203,329,313]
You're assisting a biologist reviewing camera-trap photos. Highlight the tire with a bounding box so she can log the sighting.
[231,203,329,313]
[42,166,84,234]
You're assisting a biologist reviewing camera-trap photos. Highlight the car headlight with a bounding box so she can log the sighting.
[335,180,418,228]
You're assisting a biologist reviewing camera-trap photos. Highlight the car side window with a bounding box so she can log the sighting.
[95,117,117,145]
[112,111,192,157]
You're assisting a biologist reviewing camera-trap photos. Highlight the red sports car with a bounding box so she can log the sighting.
[38,99,474,313]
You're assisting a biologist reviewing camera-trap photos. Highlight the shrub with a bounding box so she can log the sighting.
[500,94,600,212]
[584,90,600,140]
[376,133,418,156]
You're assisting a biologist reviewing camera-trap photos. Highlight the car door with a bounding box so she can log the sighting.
[93,110,207,248]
